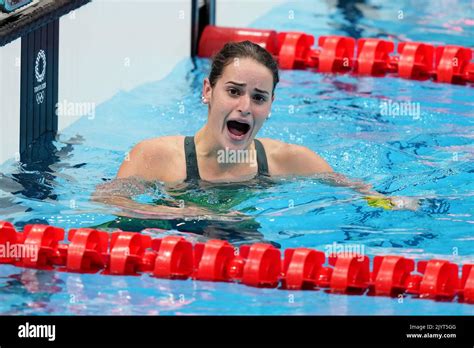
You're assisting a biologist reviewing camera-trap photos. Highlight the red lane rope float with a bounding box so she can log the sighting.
[198,25,474,85]
[65,228,109,273]
[1,222,473,304]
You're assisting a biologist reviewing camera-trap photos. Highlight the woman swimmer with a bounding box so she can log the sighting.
[94,40,419,219]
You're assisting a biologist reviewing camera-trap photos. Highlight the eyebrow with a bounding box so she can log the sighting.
[225,81,270,95]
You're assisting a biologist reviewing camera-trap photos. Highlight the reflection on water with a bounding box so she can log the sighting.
[0,268,64,315]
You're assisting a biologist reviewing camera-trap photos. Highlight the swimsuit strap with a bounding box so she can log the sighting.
[254,138,270,177]
[184,136,201,181]
[184,136,270,181]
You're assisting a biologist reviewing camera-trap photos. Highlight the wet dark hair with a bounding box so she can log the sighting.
[208,40,279,95]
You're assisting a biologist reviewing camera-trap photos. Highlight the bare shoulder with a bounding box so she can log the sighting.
[117,135,186,181]
[137,135,184,156]
[257,138,333,176]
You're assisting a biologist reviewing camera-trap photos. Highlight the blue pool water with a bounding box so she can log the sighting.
[0,0,473,315]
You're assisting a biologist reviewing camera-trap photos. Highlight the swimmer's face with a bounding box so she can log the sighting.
[203,58,274,150]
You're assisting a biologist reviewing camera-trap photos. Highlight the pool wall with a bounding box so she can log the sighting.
[0,38,20,165]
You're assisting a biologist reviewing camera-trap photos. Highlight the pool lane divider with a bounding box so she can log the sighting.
[198,25,474,85]
[0,221,473,304]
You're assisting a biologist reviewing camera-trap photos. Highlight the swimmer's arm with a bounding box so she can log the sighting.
[286,145,419,210]
[91,178,212,219]
[321,173,420,210]
[281,144,334,175]
[281,144,378,194]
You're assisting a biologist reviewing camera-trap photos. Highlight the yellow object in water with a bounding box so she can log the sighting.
[364,196,395,210]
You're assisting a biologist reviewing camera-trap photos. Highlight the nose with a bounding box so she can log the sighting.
[237,94,251,116]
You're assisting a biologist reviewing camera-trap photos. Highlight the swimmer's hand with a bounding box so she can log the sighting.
[364,195,420,211]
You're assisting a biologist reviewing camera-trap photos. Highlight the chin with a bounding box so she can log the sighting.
[223,130,253,151]
[222,138,251,151]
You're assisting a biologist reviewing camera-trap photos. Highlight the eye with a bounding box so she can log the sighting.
[253,94,267,103]
[227,88,241,97]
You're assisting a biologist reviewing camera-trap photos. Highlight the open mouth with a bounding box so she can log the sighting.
[226,120,251,139]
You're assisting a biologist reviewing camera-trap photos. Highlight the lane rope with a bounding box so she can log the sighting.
[1,221,472,304]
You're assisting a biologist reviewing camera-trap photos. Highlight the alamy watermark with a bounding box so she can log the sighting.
[217,148,257,167]
[56,99,96,120]
[380,99,420,119]
[324,242,365,261]
[0,242,38,262]
[18,322,55,341]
